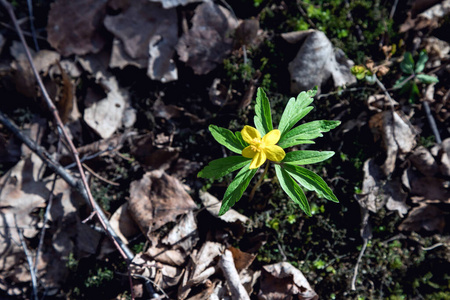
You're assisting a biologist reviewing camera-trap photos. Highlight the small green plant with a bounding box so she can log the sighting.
[198,88,340,216]
[394,51,439,102]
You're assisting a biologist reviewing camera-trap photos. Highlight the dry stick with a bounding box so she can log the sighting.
[26,0,39,51]
[14,215,39,300]
[0,112,135,263]
[0,0,133,262]
[423,101,442,144]
[219,249,250,300]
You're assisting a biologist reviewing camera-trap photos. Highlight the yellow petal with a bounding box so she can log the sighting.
[241,125,261,144]
[262,129,281,145]
[249,152,266,169]
[242,146,257,158]
[264,145,286,162]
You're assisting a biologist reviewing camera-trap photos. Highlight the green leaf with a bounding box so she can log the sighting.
[198,156,251,179]
[284,164,338,203]
[415,51,428,73]
[219,164,257,216]
[283,150,335,165]
[274,165,311,216]
[393,75,410,89]
[278,90,316,137]
[400,52,414,75]
[254,88,273,136]
[416,74,439,84]
[209,125,246,154]
[278,120,340,149]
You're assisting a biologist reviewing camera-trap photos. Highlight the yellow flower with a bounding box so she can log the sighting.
[241,125,286,169]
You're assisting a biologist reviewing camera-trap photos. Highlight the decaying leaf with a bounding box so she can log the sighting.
[399,204,445,232]
[128,170,197,236]
[400,0,450,32]
[369,111,417,175]
[162,211,199,252]
[176,2,238,75]
[83,76,132,139]
[258,262,318,300]
[149,0,207,9]
[199,191,249,224]
[281,30,356,93]
[409,146,439,177]
[47,0,107,56]
[356,159,409,216]
[104,0,178,82]
[367,94,399,112]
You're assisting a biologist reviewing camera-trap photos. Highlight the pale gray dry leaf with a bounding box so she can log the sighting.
[399,204,445,233]
[128,170,197,236]
[281,30,356,94]
[369,111,417,175]
[104,0,178,82]
[258,262,318,300]
[176,2,239,75]
[409,146,439,177]
[199,191,249,224]
[149,0,206,9]
[440,138,450,176]
[162,211,199,252]
[356,159,409,216]
[47,0,107,56]
[367,94,399,112]
[83,75,134,139]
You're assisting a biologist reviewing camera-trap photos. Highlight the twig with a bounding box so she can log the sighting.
[351,208,371,290]
[423,101,442,144]
[248,162,269,202]
[422,243,443,251]
[15,215,38,300]
[82,163,120,186]
[0,111,134,262]
[34,173,57,275]
[296,1,317,29]
[26,0,39,51]
[0,0,134,262]
[219,249,250,300]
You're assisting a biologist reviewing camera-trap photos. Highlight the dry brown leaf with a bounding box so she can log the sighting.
[104,0,178,82]
[83,76,133,139]
[258,262,318,300]
[149,0,207,9]
[228,246,256,273]
[409,146,439,177]
[281,30,356,93]
[367,94,399,112]
[47,0,107,56]
[400,0,450,32]
[162,211,199,252]
[199,191,249,224]
[356,159,409,216]
[410,176,450,203]
[176,2,238,75]
[369,111,417,175]
[399,204,445,232]
[128,170,197,236]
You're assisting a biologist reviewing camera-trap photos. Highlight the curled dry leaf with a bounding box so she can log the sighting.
[149,0,207,9]
[281,30,356,93]
[356,159,409,216]
[399,204,445,233]
[104,0,178,82]
[199,190,249,224]
[162,211,199,252]
[258,262,318,300]
[409,146,439,177]
[128,170,197,235]
[83,76,133,139]
[369,111,417,175]
[176,2,239,75]
[47,0,107,56]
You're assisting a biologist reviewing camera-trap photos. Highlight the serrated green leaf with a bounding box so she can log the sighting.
[278,90,315,137]
[415,51,428,73]
[254,88,273,136]
[209,125,246,154]
[198,156,251,179]
[416,74,439,84]
[284,164,338,203]
[219,164,257,216]
[278,120,340,149]
[283,150,335,165]
[274,165,311,216]
[400,52,414,75]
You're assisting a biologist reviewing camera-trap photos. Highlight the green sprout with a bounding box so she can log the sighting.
[393,51,439,102]
[198,88,340,216]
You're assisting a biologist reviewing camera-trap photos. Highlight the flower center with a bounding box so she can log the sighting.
[250,138,265,152]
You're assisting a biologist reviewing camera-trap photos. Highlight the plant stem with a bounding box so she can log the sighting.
[248,162,269,202]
